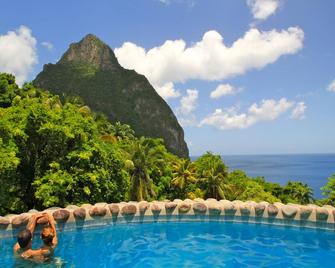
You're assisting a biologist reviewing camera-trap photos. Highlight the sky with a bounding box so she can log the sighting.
[0,0,334,156]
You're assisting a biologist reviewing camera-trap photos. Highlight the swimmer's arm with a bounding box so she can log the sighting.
[13,242,20,254]
[45,213,58,246]
[26,213,44,235]
[29,248,50,256]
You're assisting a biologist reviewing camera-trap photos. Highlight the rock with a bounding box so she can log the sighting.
[66,205,79,210]
[208,203,222,215]
[299,206,313,219]
[53,209,70,222]
[254,204,266,216]
[0,217,10,226]
[73,208,86,219]
[223,202,237,215]
[178,203,191,213]
[121,204,137,215]
[173,199,183,203]
[206,198,217,202]
[239,204,251,215]
[282,205,298,218]
[194,198,205,202]
[45,207,61,211]
[138,201,149,213]
[12,214,30,227]
[193,202,207,214]
[95,202,108,207]
[109,204,120,215]
[151,203,162,214]
[89,206,107,217]
[316,207,329,221]
[165,202,177,212]
[81,204,93,209]
[267,204,279,217]
[28,209,39,213]
[232,200,243,206]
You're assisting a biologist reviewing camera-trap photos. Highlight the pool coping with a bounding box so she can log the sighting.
[1,199,334,238]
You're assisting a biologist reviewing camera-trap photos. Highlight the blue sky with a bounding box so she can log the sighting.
[0,0,334,155]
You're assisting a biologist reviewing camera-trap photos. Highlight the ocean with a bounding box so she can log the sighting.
[192,154,335,199]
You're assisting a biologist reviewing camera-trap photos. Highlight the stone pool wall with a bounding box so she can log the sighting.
[1,199,335,237]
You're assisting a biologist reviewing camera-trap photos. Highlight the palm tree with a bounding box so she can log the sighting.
[111,122,135,141]
[171,159,197,195]
[200,167,230,200]
[284,181,314,204]
[127,137,164,201]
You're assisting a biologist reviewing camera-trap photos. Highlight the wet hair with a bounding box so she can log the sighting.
[17,229,32,248]
[41,226,54,246]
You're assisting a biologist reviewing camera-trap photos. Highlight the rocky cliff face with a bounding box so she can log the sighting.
[34,34,189,158]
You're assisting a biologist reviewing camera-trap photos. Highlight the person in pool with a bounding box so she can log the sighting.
[13,212,58,262]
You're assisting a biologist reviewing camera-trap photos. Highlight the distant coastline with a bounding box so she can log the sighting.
[192,154,335,199]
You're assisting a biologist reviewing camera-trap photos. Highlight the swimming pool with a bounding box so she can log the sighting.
[1,221,334,267]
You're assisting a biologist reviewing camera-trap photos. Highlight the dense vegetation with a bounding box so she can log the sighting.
[0,73,334,215]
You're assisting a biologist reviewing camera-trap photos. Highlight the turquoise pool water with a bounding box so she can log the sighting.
[1,221,334,267]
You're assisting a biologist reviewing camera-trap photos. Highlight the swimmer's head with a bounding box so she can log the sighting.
[41,226,54,246]
[17,229,32,249]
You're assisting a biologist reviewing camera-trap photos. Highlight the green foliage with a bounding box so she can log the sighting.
[124,137,167,201]
[1,72,329,215]
[171,159,197,199]
[239,181,280,203]
[195,152,230,200]
[281,181,314,204]
[0,74,129,213]
[320,174,335,206]
[0,73,20,107]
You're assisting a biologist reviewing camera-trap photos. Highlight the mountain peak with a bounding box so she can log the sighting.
[34,34,189,158]
[59,34,119,70]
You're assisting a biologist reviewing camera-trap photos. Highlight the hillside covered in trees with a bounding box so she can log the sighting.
[33,34,189,158]
[0,73,334,215]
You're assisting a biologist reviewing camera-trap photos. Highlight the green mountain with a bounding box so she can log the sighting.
[33,34,188,157]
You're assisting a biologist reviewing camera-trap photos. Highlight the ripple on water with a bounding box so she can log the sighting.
[1,221,335,267]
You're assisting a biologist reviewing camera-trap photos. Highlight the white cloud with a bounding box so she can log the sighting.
[177,89,198,115]
[115,27,304,91]
[41,41,53,50]
[0,26,38,85]
[290,102,306,120]
[200,98,294,130]
[327,79,335,92]
[210,84,241,99]
[155,82,180,100]
[247,0,280,20]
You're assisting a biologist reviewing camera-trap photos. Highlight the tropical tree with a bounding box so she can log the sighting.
[321,174,335,206]
[195,152,230,200]
[200,167,230,200]
[125,137,165,201]
[0,74,129,213]
[282,181,314,204]
[239,181,280,203]
[171,159,197,198]
[111,121,135,140]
